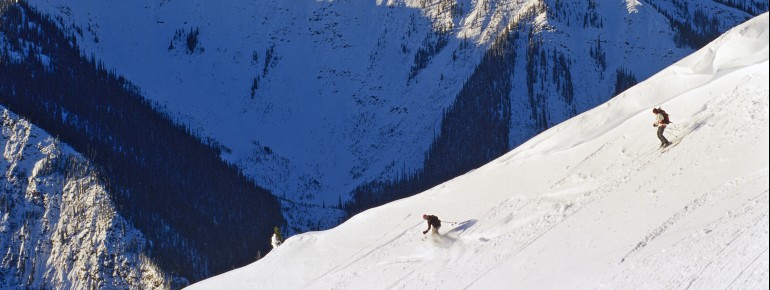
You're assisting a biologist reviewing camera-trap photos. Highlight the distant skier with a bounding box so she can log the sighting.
[422,214,441,235]
[271,226,284,249]
[652,107,672,147]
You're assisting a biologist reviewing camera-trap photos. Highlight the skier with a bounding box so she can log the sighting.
[422,214,441,235]
[652,107,672,147]
[271,226,283,249]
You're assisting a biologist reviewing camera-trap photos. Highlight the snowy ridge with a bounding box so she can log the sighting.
[190,13,769,289]
[0,110,179,288]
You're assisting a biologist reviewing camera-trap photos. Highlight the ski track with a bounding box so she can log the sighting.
[301,215,422,288]
[464,185,614,288]
[463,128,692,288]
[620,170,768,264]
[727,246,769,289]
[605,170,769,289]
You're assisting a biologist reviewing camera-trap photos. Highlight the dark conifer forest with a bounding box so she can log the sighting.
[344,5,529,218]
[0,2,283,283]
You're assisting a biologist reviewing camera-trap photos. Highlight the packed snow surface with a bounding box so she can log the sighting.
[191,13,770,289]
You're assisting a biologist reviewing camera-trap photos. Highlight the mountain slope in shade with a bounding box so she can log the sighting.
[25,0,763,233]
[190,13,769,289]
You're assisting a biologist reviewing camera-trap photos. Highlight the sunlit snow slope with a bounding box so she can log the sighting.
[195,12,769,289]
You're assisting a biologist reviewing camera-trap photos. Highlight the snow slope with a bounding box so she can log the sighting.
[190,13,769,289]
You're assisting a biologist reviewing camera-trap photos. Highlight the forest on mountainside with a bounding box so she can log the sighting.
[0,2,284,283]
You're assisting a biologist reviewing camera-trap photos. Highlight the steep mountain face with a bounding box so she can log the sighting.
[24,0,765,233]
[0,109,180,289]
[1,2,283,287]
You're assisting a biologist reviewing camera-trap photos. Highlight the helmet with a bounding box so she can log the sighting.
[652,108,659,113]
[422,214,428,219]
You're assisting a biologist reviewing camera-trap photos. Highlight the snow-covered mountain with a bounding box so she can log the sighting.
[190,12,769,289]
[1,0,767,288]
[0,109,185,289]
[24,0,765,233]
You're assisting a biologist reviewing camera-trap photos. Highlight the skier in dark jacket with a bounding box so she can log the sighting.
[422,214,441,235]
[652,108,672,147]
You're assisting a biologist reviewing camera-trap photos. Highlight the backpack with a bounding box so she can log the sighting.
[658,107,671,124]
